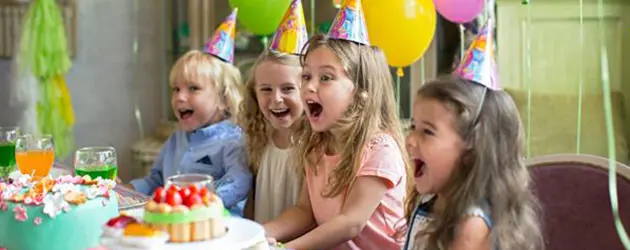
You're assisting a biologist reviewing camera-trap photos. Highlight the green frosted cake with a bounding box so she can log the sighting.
[0,175,118,250]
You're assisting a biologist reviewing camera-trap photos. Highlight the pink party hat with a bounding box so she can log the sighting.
[328,0,370,45]
[453,19,500,90]
[203,9,238,63]
[269,0,309,55]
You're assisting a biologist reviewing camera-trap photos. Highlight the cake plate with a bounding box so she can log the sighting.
[101,208,270,250]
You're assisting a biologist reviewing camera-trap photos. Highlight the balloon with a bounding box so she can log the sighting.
[228,0,292,36]
[363,0,437,68]
[433,0,485,24]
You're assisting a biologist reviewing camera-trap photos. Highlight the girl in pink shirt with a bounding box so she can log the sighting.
[263,1,410,249]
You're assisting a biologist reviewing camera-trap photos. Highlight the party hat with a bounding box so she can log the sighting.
[203,9,238,63]
[453,19,500,90]
[328,0,370,45]
[269,0,309,55]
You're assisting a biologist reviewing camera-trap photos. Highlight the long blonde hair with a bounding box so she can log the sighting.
[295,34,411,197]
[408,75,543,250]
[239,49,302,174]
[169,50,243,123]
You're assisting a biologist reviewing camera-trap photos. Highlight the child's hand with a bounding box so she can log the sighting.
[267,237,278,245]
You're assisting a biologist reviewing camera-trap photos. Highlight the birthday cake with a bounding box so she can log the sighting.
[101,184,226,248]
[0,174,118,250]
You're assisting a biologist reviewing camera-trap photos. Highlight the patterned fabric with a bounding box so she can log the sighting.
[130,120,252,216]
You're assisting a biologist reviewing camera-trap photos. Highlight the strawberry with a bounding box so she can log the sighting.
[178,187,191,199]
[184,193,202,208]
[106,215,138,229]
[199,187,209,198]
[167,185,180,193]
[187,184,199,195]
[165,191,182,206]
[153,187,166,203]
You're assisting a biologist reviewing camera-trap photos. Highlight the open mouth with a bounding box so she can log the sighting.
[270,108,291,118]
[414,159,426,177]
[305,100,323,118]
[178,109,194,120]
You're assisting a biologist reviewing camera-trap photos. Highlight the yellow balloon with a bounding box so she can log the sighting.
[364,0,437,68]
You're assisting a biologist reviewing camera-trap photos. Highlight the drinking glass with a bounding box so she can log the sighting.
[0,127,20,179]
[74,146,118,180]
[166,174,215,192]
[15,134,55,178]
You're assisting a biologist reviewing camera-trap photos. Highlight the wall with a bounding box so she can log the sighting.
[0,0,167,181]
[497,0,630,162]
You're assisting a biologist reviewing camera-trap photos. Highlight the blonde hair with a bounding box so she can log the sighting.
[169,50,243,123]
[408,75,543,250]
[295,34,411,197]
[239,49,303,174]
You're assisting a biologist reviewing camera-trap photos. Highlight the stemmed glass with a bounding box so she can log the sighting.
[0,127,20,179]
[15,134,55,179]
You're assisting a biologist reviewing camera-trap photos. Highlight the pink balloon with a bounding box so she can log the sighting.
[434,0,485,24]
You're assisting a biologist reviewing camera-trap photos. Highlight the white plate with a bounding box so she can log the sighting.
[112,209,268,250]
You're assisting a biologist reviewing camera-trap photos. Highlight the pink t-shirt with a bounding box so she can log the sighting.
[306,133,407,250]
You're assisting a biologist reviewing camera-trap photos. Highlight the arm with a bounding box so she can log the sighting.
[215,140,253,209]
[130,137,171,195]
[284,176,389,249]
[263,181,316,242]
[450,217,492,250]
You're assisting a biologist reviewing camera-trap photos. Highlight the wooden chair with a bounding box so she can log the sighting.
[527,154,630,250]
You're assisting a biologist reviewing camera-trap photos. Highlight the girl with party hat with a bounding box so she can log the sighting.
[240,0,308,223]
[403,19,542,250]
[128,9,252,217]
[263,0,409,249]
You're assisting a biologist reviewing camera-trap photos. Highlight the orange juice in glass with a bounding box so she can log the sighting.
[15,135,55,178]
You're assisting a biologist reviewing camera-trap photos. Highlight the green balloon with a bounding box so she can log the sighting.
[229,0,292,36]
[318,21,333,34]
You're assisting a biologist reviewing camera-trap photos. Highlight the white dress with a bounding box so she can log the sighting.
[254,141,302,223]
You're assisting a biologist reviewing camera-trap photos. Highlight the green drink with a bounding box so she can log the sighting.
[0,142,16,177]
[74,146,118,181]
[75,164,118,180]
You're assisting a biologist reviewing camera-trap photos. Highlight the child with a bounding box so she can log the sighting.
[129,9,252,217]
[240,0,308,223]
[403,19,542,250]
[263,0,410,249]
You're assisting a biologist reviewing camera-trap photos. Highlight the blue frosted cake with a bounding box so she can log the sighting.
[0,174,118,250]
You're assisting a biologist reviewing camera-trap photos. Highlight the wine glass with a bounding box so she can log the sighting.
[166,173,215,193]
[0,127,20,179]
[15,134,55,179]
[74,146,118,180]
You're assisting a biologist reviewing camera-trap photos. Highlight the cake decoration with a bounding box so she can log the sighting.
[33,217,42,225]
[0,173,119,250]
[1,173,117,221]
[43,192,70,218]
[64,191,87,205]
[13,205,27,221]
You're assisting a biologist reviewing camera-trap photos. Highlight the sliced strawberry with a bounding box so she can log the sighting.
[187,184,199,195]
[153,187,166,203]
[165,191,182,206]
[178,187,191,199]
[184,193,203,208]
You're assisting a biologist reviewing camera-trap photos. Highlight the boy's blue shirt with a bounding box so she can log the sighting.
[130,120,252,217]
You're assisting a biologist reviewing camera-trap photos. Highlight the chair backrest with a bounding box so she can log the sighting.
[526,154,630,250]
